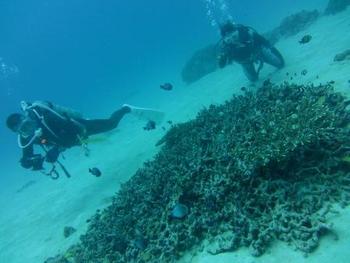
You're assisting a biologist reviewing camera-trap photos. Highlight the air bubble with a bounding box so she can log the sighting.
[202,0,233,29]
[0,57,19,80]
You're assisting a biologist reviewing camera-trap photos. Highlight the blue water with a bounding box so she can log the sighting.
[1,0,329,189]
[0,1,326,176]
[0,0,330,256]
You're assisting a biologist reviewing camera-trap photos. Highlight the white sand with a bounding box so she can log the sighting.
[1,7,350,263]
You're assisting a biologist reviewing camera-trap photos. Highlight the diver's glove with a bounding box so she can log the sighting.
[20,154,44,170]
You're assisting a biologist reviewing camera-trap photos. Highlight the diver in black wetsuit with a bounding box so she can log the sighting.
[217,21,285,82]
[6,101,131,171]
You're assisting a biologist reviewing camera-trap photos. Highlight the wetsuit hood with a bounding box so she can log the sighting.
[6,113,25,132]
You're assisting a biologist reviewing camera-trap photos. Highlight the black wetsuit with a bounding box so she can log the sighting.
[218,24,284,81]
[20,104,130,169]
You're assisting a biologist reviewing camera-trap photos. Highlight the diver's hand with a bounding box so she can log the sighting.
[20,154,44,170]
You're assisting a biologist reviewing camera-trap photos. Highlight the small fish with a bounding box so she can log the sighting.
[167,120,173,125]
[170,203,189,219]
[133,238,148,250]
[143,120,156,131]
[89,167,102,177]
[160,82,173,91]
[301,69,308,76]
[299,35,312,44]
[263,79,271,86]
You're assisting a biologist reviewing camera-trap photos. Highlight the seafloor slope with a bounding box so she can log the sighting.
[0,5,350,263]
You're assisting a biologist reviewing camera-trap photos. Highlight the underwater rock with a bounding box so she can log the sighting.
[333,49,350,62]
[170,203,189,219]
[181,44,220,84]
[63,226,76,238]
[325,0,350,15]
[264,10,319,44]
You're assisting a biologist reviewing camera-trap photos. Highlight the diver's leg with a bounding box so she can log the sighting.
[241,63,258,82]
[260,45,285,69]
[79,106,131,136]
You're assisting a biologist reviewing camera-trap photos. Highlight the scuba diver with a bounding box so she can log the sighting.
[217,21,285,82]
[6,101,163,179]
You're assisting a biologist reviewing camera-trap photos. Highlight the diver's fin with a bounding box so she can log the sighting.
[123,104,164,124]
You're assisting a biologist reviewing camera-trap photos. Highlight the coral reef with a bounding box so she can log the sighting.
[264,10,319,44]
[181,44,219,84]
[334,49,350,62]
[54,82,350,263]
[325,0,350,15]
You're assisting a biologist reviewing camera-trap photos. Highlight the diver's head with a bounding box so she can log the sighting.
[6,113,24,132]
[219,21,236,37]
[6,113,38,137]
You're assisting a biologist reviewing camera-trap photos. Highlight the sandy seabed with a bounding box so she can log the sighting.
[1,7,350,263]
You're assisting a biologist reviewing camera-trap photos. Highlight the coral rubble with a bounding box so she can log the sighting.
[55,82,350,263]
